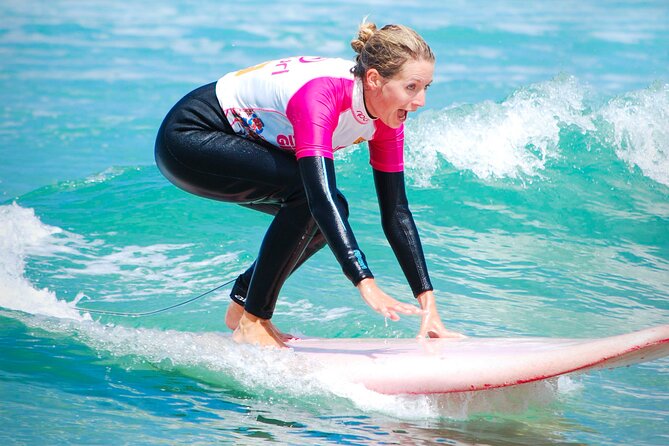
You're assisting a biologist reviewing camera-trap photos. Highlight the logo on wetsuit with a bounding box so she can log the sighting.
[271,56,326,75]
[246,113,264,135]
[277,134,296,149]
[232,293,246,303]
[227,108,265,140]
[353,249,367,269]
[355,110,369,123]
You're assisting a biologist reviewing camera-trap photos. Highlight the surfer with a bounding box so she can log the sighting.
[155,22,462,347]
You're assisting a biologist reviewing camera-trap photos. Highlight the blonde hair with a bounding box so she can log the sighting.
[350,22,435,79]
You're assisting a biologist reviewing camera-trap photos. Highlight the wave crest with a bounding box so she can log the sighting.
[406,77,668,188]
[598,82,669,187]
[406,75,593,183]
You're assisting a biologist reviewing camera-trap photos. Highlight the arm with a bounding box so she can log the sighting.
[298,155,372,284]
[373,169,464,337]
[298,156,422,320]
[372,169,432,296]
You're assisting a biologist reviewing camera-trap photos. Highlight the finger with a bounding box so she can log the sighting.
[378,306,400,321]
[386,309,400,321]
[394,303,424,315]
[418,318,460,338]
[402,304,423,314]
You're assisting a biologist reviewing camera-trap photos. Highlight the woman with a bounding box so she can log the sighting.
[155,22,462,347]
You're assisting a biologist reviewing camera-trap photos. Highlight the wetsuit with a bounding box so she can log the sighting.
[155,56,432,320]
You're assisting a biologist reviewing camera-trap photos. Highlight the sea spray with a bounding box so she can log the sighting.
[597,82,669,187]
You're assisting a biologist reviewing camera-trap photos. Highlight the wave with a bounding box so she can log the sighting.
[0,202,566,419]
[406,77,669,188]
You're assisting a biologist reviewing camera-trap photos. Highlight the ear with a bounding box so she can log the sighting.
[364,68,383,90]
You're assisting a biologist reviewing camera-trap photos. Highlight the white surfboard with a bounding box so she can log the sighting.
[287,324,669,394]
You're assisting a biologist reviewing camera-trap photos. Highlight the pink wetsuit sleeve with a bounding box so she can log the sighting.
[286,77,347,160]
[369,122,404,172]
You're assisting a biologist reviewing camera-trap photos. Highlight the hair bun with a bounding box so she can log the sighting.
[350,22,377,54]
[349,22,434,79]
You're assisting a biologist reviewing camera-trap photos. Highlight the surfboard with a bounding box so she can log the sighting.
[287,324,669,394]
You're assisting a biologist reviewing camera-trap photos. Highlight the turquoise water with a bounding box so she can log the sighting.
[1,1,668,444]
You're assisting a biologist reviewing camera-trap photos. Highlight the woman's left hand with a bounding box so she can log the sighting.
[416,291,465,338]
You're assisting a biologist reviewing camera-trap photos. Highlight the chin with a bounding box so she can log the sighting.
[381,117,403,129]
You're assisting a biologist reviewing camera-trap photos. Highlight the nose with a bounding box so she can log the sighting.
[412,89,426,109]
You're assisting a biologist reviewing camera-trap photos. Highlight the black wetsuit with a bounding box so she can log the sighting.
[155,82,432,319]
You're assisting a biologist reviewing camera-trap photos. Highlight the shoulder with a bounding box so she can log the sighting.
[287,68,354,119]
[286,57,354,97]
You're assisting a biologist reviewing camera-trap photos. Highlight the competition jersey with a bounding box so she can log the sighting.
[215,56,404,173]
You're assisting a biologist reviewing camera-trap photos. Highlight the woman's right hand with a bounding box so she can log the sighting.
[356,278,423,321]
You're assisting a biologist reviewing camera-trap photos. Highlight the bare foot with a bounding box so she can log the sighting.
[225,300,244,330]
[232,311,287,348]
[267,322,296,342]
[226,301,294,341]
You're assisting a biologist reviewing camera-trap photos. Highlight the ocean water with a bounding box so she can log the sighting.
[1,0,668,444]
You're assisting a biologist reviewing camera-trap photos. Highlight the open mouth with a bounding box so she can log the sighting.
[398,109,408,122]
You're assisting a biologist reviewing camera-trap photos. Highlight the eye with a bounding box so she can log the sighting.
[406,83,417,91]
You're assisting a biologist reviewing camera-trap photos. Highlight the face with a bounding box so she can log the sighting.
[363,59,434,129]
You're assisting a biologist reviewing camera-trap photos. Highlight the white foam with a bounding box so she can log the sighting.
[32,230,240,303]
[0,203,85,320]
[598,82,669,187]
[0,203,240,313]
[405,75,594,184]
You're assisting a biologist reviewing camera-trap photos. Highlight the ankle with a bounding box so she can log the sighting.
[239,311,264,324]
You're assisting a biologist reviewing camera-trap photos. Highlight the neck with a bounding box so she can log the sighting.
[361,84,377,119]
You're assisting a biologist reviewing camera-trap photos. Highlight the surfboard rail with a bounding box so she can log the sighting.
[288,324,669,394]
